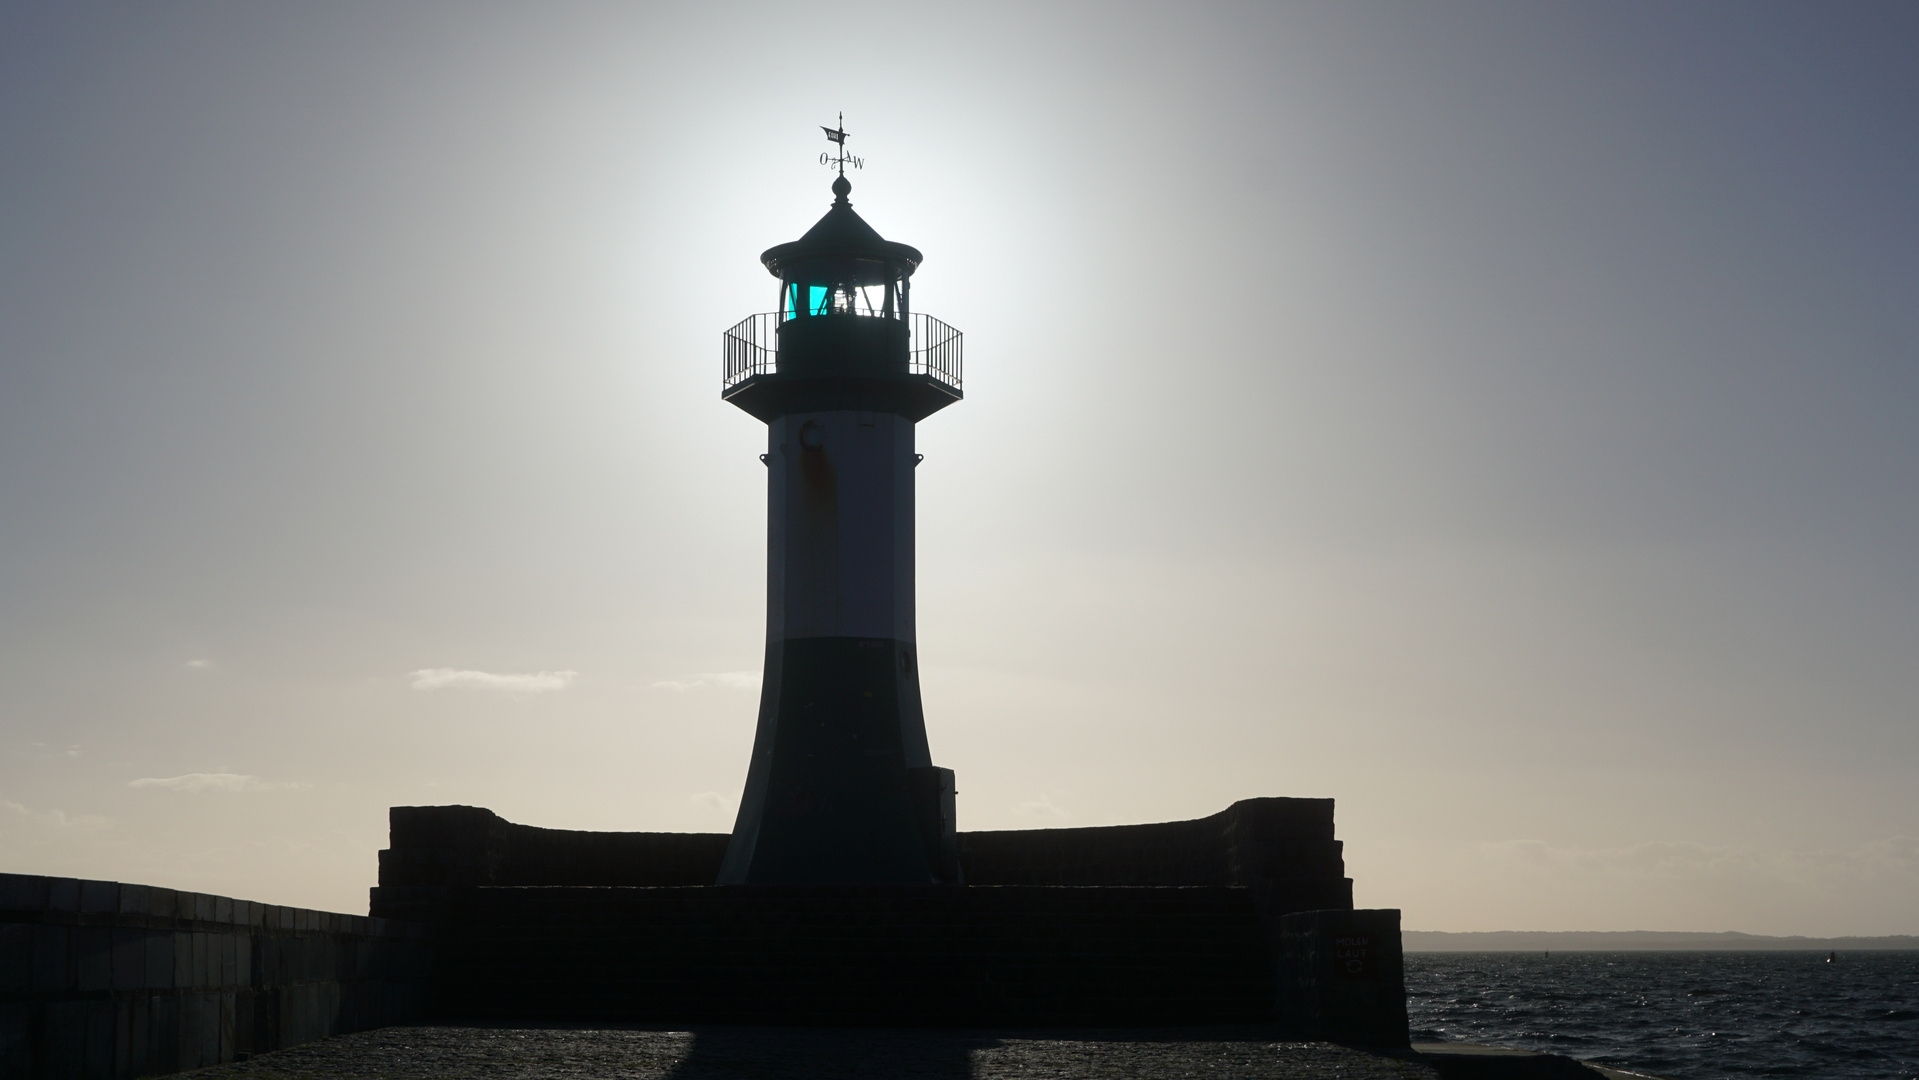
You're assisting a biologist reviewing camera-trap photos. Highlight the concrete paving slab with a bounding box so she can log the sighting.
[184,1024,1440,1079]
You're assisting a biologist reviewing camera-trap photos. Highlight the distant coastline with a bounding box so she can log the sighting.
[1405,930,1919,951]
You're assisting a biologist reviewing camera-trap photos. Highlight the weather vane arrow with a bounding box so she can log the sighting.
[819,112,862,175]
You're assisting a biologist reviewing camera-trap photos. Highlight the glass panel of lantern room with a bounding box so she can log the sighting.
[782,282,831,319]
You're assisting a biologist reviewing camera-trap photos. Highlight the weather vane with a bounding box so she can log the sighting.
[819,112,863,175]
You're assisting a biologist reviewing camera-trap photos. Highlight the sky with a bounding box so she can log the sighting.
[1,2,1915,934]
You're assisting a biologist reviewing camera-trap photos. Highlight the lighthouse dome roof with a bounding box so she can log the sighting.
[760,177,923,281]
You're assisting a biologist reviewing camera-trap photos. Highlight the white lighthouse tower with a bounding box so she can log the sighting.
[715,131,964,885]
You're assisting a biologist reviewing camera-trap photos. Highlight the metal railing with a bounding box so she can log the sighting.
[908,313,963,390]
[723,312,779,388]
[721,312,962,392]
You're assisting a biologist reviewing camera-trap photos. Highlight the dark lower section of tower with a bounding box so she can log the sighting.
[719,637,959,885]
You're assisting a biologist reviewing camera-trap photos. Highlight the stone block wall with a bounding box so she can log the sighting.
[371,797,1352,914]
[958,798,1353,916]
[365,798,1389,1032]
[378,807,729,885]
[430,884,1277,1026]
[0,873,428,1079]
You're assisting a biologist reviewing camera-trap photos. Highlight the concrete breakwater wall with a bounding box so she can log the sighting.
[0,873,428,1080]
[426,883,1282,1027]
[368,798,1402,1041]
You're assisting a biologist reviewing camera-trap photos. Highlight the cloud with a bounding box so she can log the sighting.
[691,791,730,812]
[1016,795,1068,818]
[185,659,212,669]
[409,668,577,692]
[2,800,111,831]
[649,671,761,692]
[127,773,307,794]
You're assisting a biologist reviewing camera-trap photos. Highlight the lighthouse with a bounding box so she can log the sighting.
[715,130,964,885]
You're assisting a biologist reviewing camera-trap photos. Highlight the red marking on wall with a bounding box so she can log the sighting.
[794,425,839,624]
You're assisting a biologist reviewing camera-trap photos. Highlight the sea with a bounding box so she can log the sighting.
[1404,951,1919,1080]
